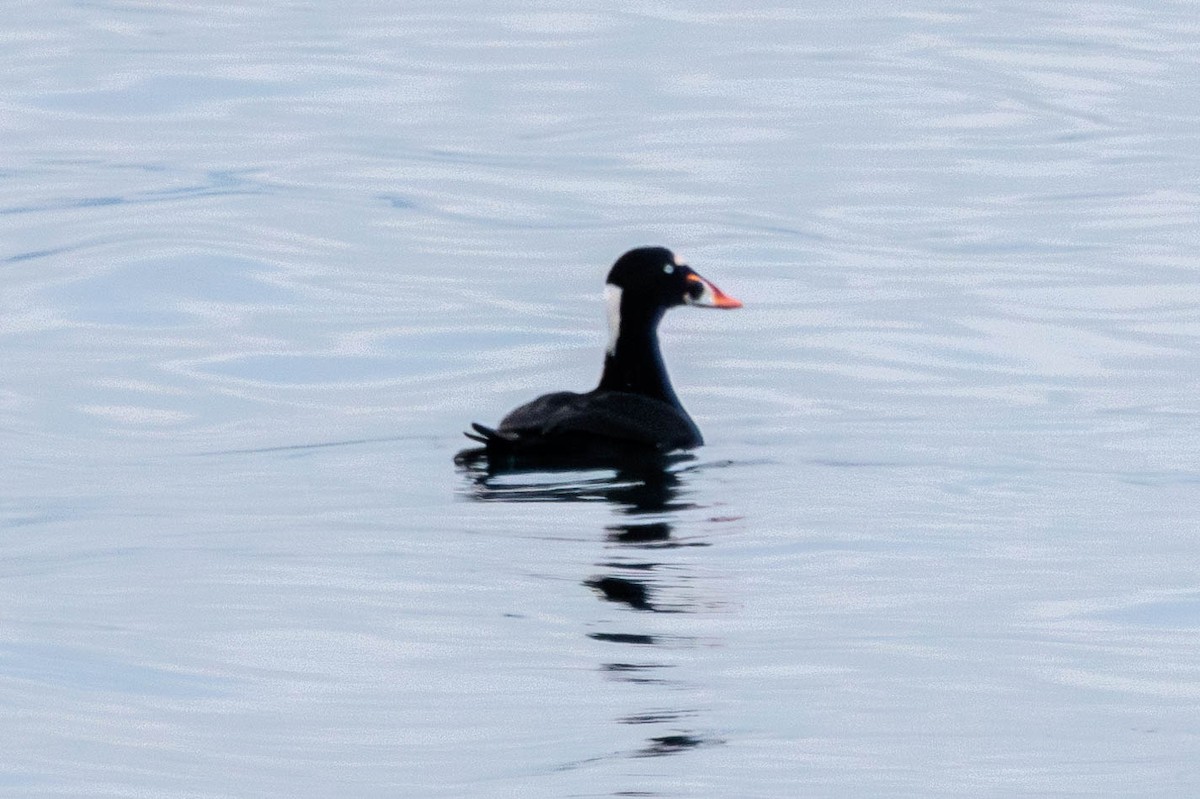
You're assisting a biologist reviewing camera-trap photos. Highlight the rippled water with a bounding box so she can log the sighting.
[4,1,1200,796]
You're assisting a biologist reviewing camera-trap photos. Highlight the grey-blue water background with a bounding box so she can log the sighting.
[3,2,1199,796]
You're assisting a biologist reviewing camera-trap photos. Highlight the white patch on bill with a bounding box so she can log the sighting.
[603,283,623,354]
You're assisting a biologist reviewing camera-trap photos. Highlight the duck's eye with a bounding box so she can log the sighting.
[663,264,674,274]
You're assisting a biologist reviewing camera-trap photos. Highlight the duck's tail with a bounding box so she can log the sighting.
[464,422,503,446]
[454,423,515,467]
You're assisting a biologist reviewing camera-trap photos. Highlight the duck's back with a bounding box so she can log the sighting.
[492,389,702,455]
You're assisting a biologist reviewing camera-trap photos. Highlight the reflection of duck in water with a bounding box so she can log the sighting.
[456,247,740,468]
[457,459,696,514]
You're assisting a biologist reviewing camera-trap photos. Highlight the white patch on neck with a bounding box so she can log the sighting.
[603,283,623,355]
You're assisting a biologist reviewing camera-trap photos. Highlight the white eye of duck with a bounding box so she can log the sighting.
[663,264,674,274]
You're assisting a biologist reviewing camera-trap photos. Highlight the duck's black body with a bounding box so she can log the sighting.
[459,247,740,466]
[469,389,701,462]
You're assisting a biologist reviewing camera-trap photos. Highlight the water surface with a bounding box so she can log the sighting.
[3,1,1199,796]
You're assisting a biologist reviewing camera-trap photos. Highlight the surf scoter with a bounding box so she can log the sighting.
[458,247,741,465]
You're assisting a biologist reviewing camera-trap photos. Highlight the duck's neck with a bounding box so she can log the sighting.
[596,300,682,407]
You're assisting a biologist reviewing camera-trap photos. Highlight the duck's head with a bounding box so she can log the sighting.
[605,247,742,315]
[598,246,743,399]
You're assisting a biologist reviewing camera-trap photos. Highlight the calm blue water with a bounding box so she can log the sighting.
[3,2,1200,796]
